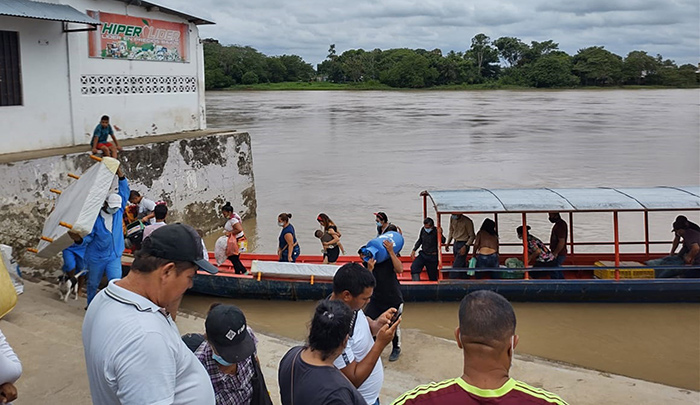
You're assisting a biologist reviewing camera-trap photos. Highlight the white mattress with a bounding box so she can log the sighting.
[36,157,120,258]
[250,260,340,280]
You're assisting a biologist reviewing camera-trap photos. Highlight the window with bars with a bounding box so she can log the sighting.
[0,31,22,106]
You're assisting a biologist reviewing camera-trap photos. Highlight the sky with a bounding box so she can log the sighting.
[167,0,699,66]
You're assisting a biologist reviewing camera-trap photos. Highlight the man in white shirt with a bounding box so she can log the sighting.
[82,224,219,405]
[142,204,168,239]
[0,329,21,403]
[331,263,401,405]
[129,190,157,225]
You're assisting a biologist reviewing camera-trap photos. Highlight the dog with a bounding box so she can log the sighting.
[58,270,86,302]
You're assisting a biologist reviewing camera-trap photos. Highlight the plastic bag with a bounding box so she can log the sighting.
[214,236,229,266]
[1,244,23,295]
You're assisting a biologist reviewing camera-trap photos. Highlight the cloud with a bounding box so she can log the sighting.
[165,0,699,65]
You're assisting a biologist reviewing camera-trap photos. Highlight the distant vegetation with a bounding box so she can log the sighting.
[203,35,699,90]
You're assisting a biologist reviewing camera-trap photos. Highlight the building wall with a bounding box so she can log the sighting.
[0,0,207,155]
[0,131,257,270]
[0,16,73,152]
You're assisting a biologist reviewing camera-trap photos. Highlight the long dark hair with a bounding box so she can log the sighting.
[480,218,498,237]
[317,213,337,231]
[307,300,353,361]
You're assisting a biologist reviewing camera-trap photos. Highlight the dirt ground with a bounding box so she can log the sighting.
[1,280,698,404]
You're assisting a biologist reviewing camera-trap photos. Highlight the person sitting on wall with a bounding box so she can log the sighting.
[91,115,122,158]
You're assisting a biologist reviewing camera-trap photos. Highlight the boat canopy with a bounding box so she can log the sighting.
[423,186,700,214]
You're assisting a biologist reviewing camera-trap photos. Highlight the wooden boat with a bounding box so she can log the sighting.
[133,186,700,302]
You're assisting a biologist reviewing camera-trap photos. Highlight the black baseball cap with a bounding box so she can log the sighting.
[144,223,218,274]
[206,304,256,363]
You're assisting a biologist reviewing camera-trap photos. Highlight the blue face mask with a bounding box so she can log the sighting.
[212,352,234,367]
[451,214,459,220]
[424,227,433,233]
[376,221,382,227]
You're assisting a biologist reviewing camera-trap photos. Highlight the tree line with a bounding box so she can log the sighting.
[203,35,698,90]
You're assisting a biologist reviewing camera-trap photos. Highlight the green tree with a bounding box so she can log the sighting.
[493,36,528,67]
[465,33,499,78]
[527,52,578,87]
[573,46,623,86]
[379,49,438,88]
[266,57,287,82]
[622,51,659,85]
[241,71,259,84]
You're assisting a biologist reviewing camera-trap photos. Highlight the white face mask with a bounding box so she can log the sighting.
[278,222,284,227]
[511,335,515,354]
[105,207,119,215]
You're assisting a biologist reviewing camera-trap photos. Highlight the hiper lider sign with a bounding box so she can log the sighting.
[87,11,189,62]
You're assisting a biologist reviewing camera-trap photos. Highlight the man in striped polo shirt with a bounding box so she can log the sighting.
[392,291,567,405]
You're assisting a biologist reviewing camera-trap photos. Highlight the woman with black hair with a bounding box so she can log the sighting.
[316,213,345,264]
[278,300,365,405]
[221,202,247,274]
[278,213,300,263]
[474,218,500,268]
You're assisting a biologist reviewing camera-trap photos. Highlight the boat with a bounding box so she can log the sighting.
[127,186,700,302]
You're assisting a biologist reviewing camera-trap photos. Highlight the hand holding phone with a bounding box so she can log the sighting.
[389,303,403,327]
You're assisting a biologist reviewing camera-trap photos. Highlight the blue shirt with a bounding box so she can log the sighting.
[93,124,114,144]
[79,178,130,262]
[279,224,297,250]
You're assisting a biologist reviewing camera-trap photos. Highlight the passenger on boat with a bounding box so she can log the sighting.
[222,203,247,274]
[362,239,404,362]
[278,300,365,405]
[277,213,300,263]
[142,203,167,240]
[194,303,272,405]
[410,218,445,281]
[670,215,700,255]
[445,214,476,279]
[67,164,129,307]
[516,226,558,278]
[128,190,157,225]
[375,211,402,236]
[392,291,568,405]
[653,220,700,278]
[331,263,399,405]
[317,213,346,264]
[548,212,567,279]
[473,219,499,273]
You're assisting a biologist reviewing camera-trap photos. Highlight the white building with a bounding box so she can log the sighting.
[0,0,213,155]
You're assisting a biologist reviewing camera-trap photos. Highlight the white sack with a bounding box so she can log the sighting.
[36,157,120,258]
[214,236,228,266]
[0,244,23,295]
[250,260,340,280]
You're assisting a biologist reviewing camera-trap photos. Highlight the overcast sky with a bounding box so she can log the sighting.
[167,0,699,66]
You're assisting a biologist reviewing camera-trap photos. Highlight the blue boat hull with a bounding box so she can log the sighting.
[190,274,700,303]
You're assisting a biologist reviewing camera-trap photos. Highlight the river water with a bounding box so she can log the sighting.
[192,89,700,390]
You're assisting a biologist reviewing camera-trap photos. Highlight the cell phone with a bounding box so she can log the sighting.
[389,303,404,327]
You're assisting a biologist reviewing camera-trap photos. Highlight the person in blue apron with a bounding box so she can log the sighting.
[277,213,300,263]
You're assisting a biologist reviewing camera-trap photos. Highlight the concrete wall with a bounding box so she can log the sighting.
[0,131,256,269]
[0,0,207,154]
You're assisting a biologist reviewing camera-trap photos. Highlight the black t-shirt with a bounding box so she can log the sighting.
[369,258,403,307]
[278,346,365,405]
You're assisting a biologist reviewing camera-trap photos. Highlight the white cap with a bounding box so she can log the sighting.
[106,193,122,208]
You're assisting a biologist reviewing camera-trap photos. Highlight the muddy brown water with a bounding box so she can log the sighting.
[189,89,700,390]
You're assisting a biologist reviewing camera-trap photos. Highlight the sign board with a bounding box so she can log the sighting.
[87,11,189,62]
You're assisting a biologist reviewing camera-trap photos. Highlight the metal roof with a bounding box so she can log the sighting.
[0,0,100,25]
[112,0,214,25]
[425,186,700,213]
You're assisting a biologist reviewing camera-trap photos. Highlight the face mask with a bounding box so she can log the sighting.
[278,222,284,227]
[376,221,382,227]
[511,335,515,354]
[105,207,119,215]
[424,227,433,233]
[212,352,234,367]
[451,214,459,220]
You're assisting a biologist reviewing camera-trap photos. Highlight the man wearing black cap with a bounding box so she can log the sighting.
[82,223,219,405]
[651,218,700,278]
[194,304,271,405]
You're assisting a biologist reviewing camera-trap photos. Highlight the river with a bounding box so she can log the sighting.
[190,89,700,390]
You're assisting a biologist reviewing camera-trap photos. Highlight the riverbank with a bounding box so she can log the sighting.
[215,81,694,91]
[2,279,697,404]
